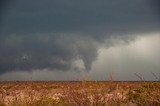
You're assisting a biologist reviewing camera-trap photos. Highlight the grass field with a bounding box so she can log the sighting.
[0,81,160,106]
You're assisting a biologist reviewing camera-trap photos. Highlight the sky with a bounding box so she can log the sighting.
[0,0,160,81]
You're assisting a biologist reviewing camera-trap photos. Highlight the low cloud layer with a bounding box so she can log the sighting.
[1,32,160,81]
[0,34,99,73]
[1,33,160,81]
[0,0,160,80]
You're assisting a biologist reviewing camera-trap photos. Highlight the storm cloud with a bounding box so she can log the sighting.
[0,34,99,73]
[0,0,160,78]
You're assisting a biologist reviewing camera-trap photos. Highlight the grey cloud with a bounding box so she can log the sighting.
[0,0,160,74]
[0,34,98,73]
[1,0,160,36]
[90,34,160,81]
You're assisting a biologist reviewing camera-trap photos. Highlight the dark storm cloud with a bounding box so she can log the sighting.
[0,0,159,73]
[1,0,160,35]
[0,34,98,73]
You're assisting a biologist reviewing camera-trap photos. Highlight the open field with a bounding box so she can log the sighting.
[0,81,160,106]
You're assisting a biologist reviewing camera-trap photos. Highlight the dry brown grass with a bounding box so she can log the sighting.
[0,81,159,106]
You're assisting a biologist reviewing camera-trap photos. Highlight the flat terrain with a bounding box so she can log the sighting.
[0,81,160,106]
